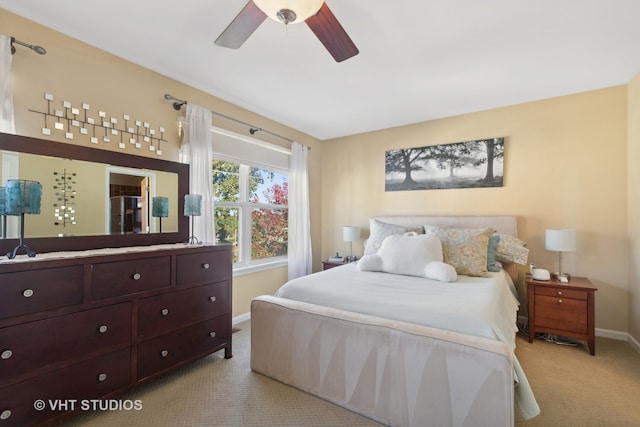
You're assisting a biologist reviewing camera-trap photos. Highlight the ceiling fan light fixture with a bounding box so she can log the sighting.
[253,0,324,25]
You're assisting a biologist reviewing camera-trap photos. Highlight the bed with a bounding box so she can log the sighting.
[251,215,540,426]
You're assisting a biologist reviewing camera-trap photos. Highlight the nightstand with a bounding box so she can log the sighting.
[527,276,597,355]
[322,261,346,270]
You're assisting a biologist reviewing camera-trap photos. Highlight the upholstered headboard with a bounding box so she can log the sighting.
[370,215,519,282]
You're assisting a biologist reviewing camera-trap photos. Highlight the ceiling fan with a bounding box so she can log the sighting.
[214,0,359,62]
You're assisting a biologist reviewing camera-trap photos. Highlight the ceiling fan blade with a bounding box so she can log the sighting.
[215,1,267,49]
[305,3,359,62]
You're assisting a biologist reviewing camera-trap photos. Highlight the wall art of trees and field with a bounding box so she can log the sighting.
[385,137,504,191]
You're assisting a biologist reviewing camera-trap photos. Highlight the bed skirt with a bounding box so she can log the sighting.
[251,295,515,427]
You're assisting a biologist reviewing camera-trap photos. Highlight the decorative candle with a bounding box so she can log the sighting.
[184,194,202,216]
[152,197,169,217]
[5,180,42,215]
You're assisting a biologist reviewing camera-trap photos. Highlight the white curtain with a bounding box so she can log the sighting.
[180,104,214,244]
[0,35,16,134]
[287,142,312,280]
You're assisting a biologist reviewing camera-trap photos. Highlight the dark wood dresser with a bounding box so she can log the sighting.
[0,244,232,426]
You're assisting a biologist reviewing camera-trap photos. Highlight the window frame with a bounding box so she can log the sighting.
[213,157,289,275]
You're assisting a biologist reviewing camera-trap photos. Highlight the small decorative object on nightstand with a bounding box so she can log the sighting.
[527,275,597,355]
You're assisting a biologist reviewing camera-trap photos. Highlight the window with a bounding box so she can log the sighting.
[213,159,288,267]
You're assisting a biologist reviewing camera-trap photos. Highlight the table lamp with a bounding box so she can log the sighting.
[152,196,169,233]
[184,194,202,244]
[545,228,576,281]
[342,225,360,262]
[5,180,42,259]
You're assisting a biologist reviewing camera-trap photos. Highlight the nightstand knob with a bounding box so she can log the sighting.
[558,299,563,304]
[97,373,107,382]
[557,291,563,296]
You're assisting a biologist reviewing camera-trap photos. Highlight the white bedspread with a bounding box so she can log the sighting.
[274,263,540,419]
[276,263,519,349]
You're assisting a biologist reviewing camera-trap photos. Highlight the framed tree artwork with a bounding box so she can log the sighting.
[385,137,504,191]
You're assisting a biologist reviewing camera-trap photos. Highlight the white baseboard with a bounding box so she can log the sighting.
[233,312,251,325]
[596,327,629,341]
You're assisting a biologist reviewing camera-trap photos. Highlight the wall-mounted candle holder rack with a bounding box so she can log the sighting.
[29,93,169,156]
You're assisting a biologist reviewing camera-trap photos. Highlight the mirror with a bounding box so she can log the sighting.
[0,132,189,254]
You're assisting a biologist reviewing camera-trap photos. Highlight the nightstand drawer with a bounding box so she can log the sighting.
[535,295,588,334]
[535,286,587,300]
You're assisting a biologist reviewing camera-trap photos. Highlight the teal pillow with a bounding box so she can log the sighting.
[487,234,501,272]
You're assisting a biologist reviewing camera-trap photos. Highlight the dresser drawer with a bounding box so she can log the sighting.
[138,282,229,338]
[0,266,84,320]
[137,315,229,380]
[0,348,130,426]
[91,256,171,300]
[535,295,588,334]
[535,286,587,300]
[176,249,231,287]
[0,303,131,387]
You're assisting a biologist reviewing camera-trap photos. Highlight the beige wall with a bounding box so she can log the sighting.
[322,87,630,334]
[629,72,640,345]
[3,10,323,318]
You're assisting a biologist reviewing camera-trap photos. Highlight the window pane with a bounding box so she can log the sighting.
[250,167,288,205]
[212,160,240,203]
[251,208,288,260]
[215,206,240,263]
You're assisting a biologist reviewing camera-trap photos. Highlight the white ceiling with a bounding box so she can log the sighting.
[3,0,640,140]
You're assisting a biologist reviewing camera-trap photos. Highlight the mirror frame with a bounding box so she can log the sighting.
[0,132,189,254]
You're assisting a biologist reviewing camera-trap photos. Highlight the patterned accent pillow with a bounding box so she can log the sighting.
[424,225,493,277]
[496,234,529,265]
[363,219,423,255]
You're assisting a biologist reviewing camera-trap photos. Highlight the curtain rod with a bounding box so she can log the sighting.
[163,94,296,145]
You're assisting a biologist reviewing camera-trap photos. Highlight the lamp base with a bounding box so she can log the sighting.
[7,244,36,259]
[552,272,571,282]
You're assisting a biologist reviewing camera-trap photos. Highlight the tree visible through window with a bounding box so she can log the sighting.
[212,159,288,265]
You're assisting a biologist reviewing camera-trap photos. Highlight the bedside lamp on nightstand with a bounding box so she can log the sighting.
[343,225,360,262]
[545,228,576,282]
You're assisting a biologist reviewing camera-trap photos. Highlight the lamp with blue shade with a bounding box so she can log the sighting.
[4,180,42,259]
[184,194,202,244]
[152,196,169,233]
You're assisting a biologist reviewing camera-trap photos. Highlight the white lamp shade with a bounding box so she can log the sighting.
[343,226,360,242]
[545,229,576,252]
[253,0,324,24]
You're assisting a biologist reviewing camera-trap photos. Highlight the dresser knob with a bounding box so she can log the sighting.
[558,299,563,304]
[22,289,34,298]
[209,332,216,338]
[0,410,11,420]
[97,373,107,382]
[161,350,169,357]
[161,308,169,316]
[133,273,141,280]
[209,296,217,302]
[1,350,12,360]
[202,263,210,269]
[98,325,108,333]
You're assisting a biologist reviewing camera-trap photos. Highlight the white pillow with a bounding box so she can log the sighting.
[357,254,383,271]
[424,261,458,282]
[378,232,443,277]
